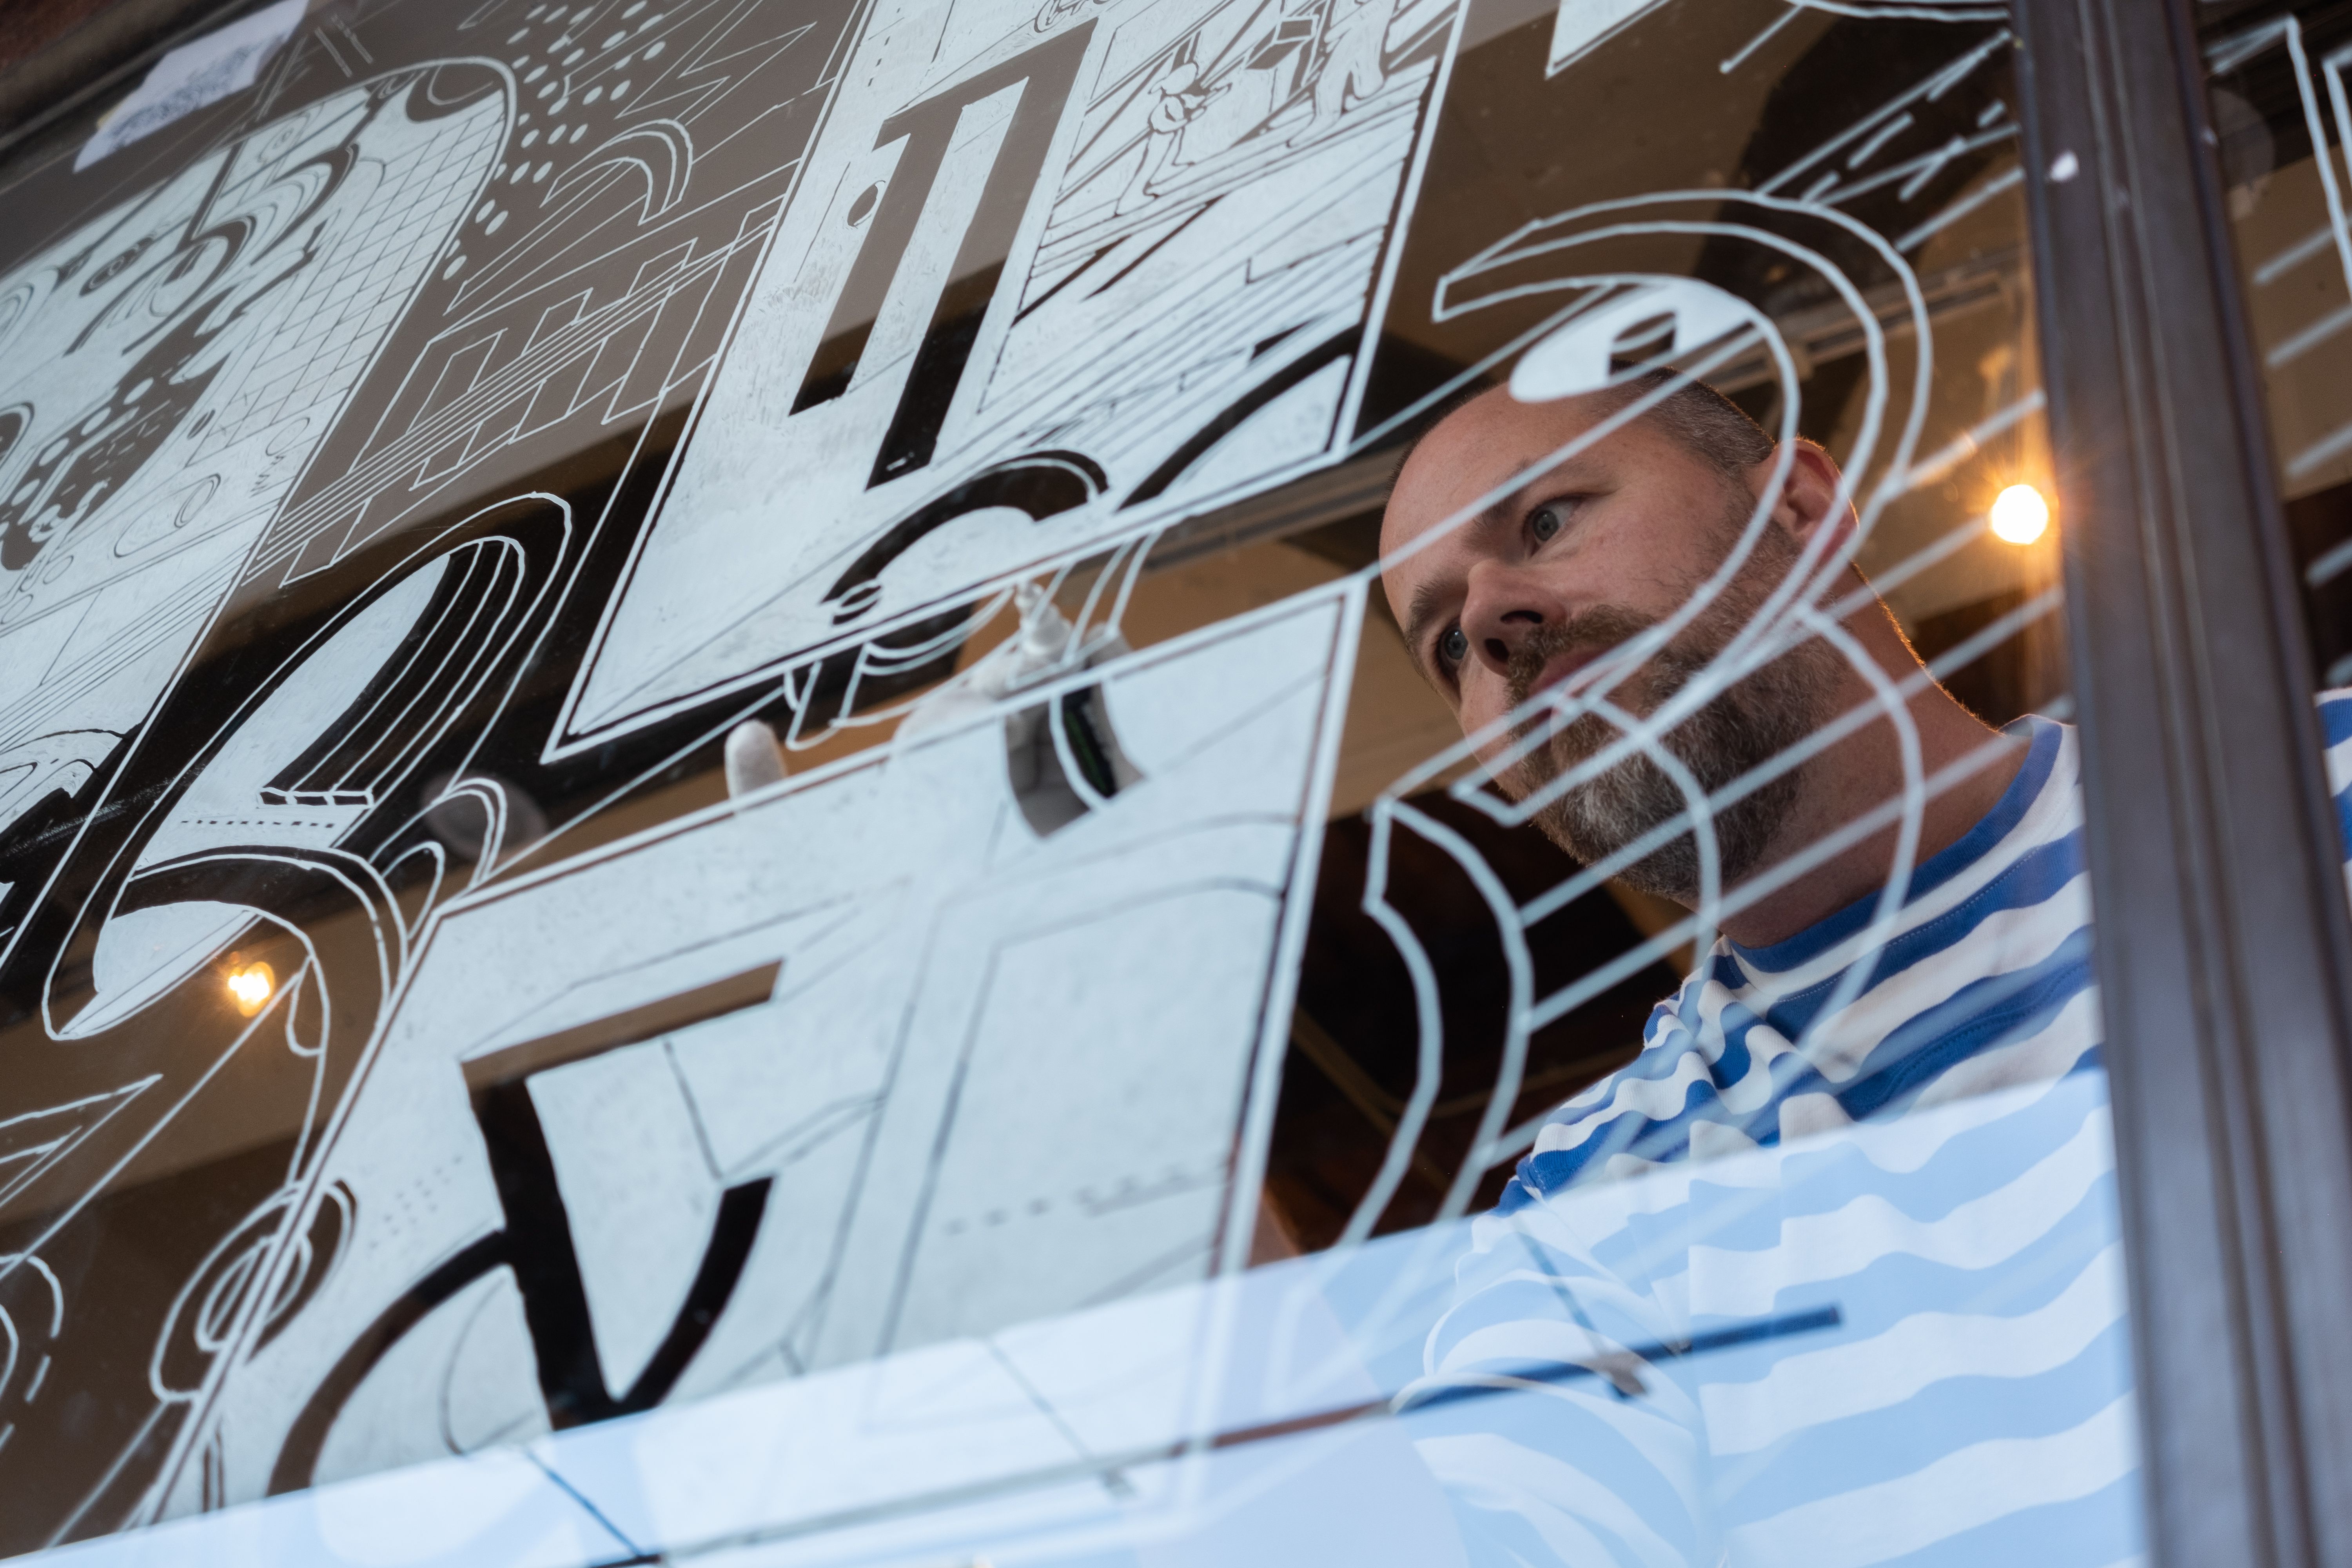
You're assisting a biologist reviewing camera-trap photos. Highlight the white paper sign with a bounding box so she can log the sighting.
[76,0,308,171]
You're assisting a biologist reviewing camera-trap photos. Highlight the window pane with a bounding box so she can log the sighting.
[0,1,2136,1564]
[2202,3,2352,866]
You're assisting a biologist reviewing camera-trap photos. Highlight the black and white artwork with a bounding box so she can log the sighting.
[211,592,1352,1501]
[0,70,505,873]
[0,0,1424,1547]
[0,0,2082,1559]
[565,0,1456,736]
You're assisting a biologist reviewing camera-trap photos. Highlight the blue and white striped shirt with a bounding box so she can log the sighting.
[1407,711,2164,1567]
[2324,693,2352,898]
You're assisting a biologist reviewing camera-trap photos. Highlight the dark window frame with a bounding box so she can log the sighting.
[2015,1,2352,1563]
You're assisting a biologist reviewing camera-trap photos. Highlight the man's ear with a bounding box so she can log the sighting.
[1762,440,1856,555]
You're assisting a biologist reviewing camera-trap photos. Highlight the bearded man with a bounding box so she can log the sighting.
[1381,372,2095,1168]
[1374,374,2165,1565]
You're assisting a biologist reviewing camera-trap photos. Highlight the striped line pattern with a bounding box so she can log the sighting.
[2324,693,2352,904]
[1403,713,2172,1566]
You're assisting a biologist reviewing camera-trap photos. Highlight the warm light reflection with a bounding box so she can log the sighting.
[1990,483,2051,545]
[226,961,275,1016]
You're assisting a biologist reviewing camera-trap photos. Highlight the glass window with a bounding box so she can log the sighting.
[2203,1,2352,846]
[0,0,2139,1563]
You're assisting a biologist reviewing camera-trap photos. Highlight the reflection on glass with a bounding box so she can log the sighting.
[1991,482,2051,544]
[2205,2,2352,686]
[0,0,2130,1564]
[2201,1,2352,912]
[224,960,275,1018]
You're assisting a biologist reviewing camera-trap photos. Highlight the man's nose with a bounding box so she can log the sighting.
[1461,561,1564,677]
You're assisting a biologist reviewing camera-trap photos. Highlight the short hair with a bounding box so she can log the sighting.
[1385,368,1776,499]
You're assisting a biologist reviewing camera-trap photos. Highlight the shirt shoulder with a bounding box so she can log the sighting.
[1507,718,2095,1203]
[2318,688,2352,798]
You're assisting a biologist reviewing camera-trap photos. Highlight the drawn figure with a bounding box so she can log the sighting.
[1034,0,1106,32]
[1118,59,1228,212]
[1305,0,1397,138]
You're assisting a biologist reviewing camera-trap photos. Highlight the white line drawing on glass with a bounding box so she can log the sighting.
[1342,228,2046,1247]
[214,588,1353,1506]
[233,0,876,592]
[560,0,1461,742]
[1241,7,2056,1388]
[0,0,902,1534]
[1557,0,2005,81]
[0,73,507,855]
[2204,17,2352,492]
[0,490,572,1544]
[0,0,2080,1555]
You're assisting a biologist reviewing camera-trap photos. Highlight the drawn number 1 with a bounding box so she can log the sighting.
[791,22,1096,488]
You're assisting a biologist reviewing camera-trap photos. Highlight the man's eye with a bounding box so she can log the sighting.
[1530,503,1568,542]
[1438,626,1469,666]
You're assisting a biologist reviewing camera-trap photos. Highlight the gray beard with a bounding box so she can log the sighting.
[1507,586,1842,906]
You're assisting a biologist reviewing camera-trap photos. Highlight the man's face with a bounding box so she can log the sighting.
[1379,386,1839,900]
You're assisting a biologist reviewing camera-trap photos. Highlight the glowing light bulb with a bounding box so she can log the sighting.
[226,961,274,1016]
[1990,483,2050,545]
